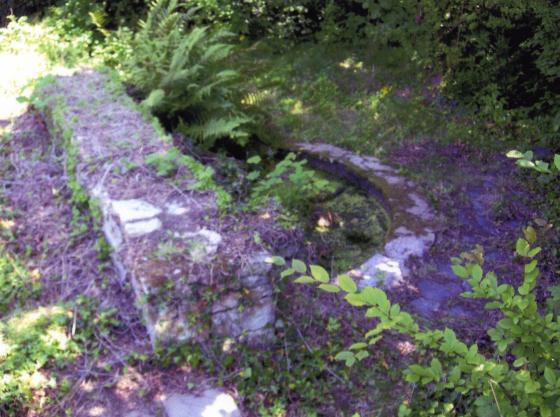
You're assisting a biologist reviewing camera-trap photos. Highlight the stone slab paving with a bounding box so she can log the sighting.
[37,70,274,347]
[289,142,436,288]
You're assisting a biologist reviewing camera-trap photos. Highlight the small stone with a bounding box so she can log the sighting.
[166,201,189,216]
[359,254,404,288]
[124,218,162,237]
[112,199,162,223]
[163,390,241,417]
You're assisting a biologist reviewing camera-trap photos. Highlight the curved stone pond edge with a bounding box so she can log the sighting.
[287,142,437,288]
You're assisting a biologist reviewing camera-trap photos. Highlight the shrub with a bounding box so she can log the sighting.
[0,251,38,314]
[279,226,560,416]
[247,152,333,213]
[124,0,251,147]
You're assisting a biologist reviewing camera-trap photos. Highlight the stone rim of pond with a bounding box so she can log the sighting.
[288,142,436,288]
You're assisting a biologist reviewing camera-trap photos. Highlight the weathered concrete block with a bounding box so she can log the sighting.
[37,70,274,347]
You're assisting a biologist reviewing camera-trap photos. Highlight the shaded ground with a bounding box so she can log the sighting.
[387,140,555,338]
[0,109,221,417]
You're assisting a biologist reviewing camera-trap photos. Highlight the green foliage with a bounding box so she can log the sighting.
[145,147,232,210]
[0,251,39,314]
[247,152,333,213]
[124,0,250,147]
[0,305,80,416]
[0,296,122,416]
[282,226,560,416]
[186,0,326,38]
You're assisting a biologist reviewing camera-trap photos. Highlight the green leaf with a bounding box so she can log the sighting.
[142,88,165,109]
[266,256,285,266]
[527,247,541,257]
[524,380,540,394]
[349,342,367,350]
[355,350,369,361]
[451,264,469,278]
[513,357,527,367]
[544,367,556,385]
[310,265,330,283]
[247,155,261,164]
[517,159,535,168]
[360,287,389,312]
[291,259,307,274]
[524,226,537,244]
[247,171,260,181]
[471,264,483,281]
[280,268,295,278]
[345,293,365,307]
[337,274,357,293]
[516,239,530,257]
[318,284,340,293]
[554,154,560,170]
[506,150,524,159]
[294,275,315,284]
[524,260,538,274]
[335,351,355,367]
[431,358,442,378]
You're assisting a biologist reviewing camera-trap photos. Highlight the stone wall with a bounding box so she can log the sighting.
[36,70,274,347]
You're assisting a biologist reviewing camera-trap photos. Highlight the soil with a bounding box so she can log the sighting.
[0,109,220,417]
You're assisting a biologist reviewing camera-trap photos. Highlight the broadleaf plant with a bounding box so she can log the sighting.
[280,226,560,416]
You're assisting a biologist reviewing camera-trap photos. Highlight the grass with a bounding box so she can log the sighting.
[237,40,450,157]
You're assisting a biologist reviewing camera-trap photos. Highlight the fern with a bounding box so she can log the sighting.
[125,0,250,148]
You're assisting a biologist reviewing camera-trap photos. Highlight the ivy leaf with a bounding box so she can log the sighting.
[310,265,329,283]
[291,259,307,274]
[318,284,340,293]
[337,274,357,293]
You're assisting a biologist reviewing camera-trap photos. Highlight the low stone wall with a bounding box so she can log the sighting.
[290,142,436,289]
[36,70,274,347]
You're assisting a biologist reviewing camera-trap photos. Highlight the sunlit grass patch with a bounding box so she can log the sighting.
[239,41,446,156]
[0,305,80,416]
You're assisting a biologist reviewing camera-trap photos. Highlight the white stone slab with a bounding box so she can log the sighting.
[112,199,162,223]
[124,218,162,237]
[164,390,241,417]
